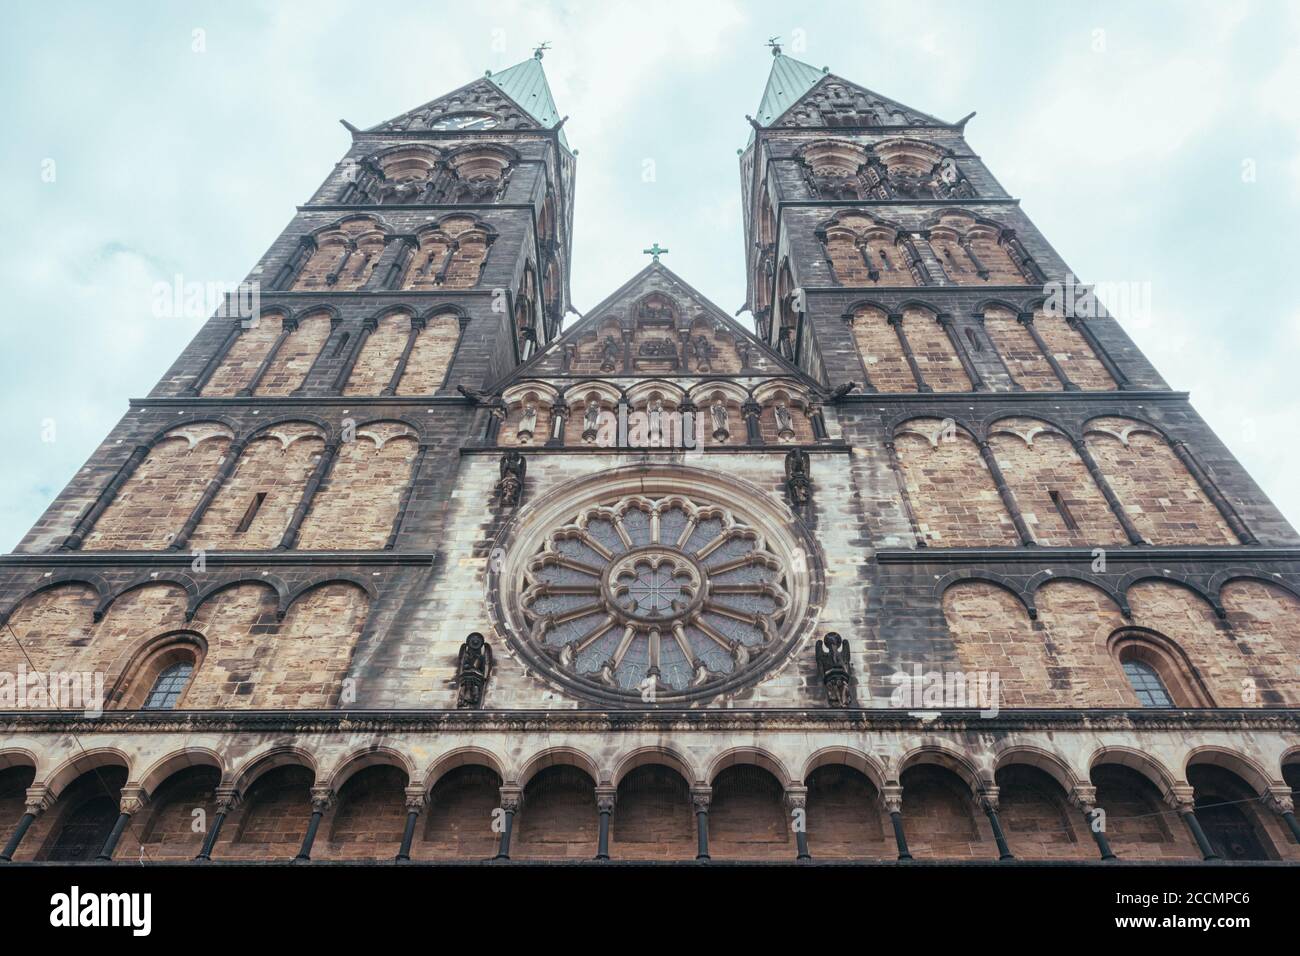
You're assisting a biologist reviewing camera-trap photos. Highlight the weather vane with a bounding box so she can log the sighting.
[643,242,669,263]
[533,41,551,59]
[767,36,782,56]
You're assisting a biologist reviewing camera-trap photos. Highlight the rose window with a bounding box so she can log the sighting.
[518,494,793,695]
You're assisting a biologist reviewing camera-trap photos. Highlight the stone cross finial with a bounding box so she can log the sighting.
[643,242,669,263]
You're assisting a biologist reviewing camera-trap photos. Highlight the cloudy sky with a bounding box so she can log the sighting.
[2,0,1298,549]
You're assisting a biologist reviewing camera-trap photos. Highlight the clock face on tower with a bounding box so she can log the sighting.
[429,111,499,130]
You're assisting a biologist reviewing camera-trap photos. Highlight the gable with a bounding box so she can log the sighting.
[493,264,806,386]
[769,73,948,130]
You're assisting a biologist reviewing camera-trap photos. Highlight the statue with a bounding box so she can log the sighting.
[582,401,601,443]
[774,401,795,440]
[709,400,730,442]
[814,632,854,708]
[517,402,537,442]
[785,447,812,505]
[497,450,526,506]
[455,632,493,709]
[691,334,712,372]
[600,335,621,372]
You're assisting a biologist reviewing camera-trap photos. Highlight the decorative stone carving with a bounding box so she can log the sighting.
[815,631,853,707]
[709,400,730,442]
[785,448,812,505]
[455,631,494,709]
[497,450,526,507]
[517,402,538,442]
[774,402,795,441]
[582,401,601,442]
[599,335,621,372]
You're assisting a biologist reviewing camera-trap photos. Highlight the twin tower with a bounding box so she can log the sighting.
[2,48,1299,864]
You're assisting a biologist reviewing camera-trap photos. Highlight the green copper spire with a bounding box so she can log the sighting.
[753,52,828,129]
[488,52,569,149]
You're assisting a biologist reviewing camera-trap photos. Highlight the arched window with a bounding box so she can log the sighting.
[1122,659,1173,707]
[143,662,194,710]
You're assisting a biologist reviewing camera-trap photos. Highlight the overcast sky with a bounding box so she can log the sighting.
[2,0,1298,550]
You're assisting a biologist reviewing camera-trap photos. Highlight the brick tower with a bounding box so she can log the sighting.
[1,46,1298,866]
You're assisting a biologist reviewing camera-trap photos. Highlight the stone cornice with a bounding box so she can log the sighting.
[840,390,1187,403]
[2,707,1297,736]
[0,552,439,568]
[875,546,1300,564]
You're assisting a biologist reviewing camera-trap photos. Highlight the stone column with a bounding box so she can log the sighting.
[546,399,569,447]
[888,312,930,392]
[786,787,811,861]
[691,787,711,861]
[62,443,151,550]
[334,317,377,392]
[1169,440,1258,544]
[185,320,244,395]
[195,787,241,861]
[1166,786,1219,861]
[1265,788,1300,845]
[0,788,51,862]
[937,312,985,391]
[238,318,295,396]
[385,443,429,550]
[883,784,912,860]
[494,787,521,860]
[595,787,616,861]
[170,438,248,551]
[1071,437,1147,545]
[977,440,1036,545]
[979,789,1015,861]
[278,440,340,550]
[97,786,147,861]
[1070,785,1117,861]
[395,788,426,861]
[1018,311,1079,391]
[1066,317,1131,389]
[293,788,334,862]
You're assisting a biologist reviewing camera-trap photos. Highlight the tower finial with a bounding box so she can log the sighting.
[767,36,782,56]
[533,41,551,59]
[643,242,669,263]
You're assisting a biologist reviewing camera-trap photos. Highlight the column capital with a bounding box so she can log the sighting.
[1265,787,1296,815]
[1068,785,1098,813]
[213,786,243,814]
[118,786,149,816]
[23,786,53,816]
[882,784,904,814]
[977,787,1001,814]
[690,787,712,812]
[783,786,808,811]
[404,787,428,812]
[499,786,522,813]
[1163,784,1197,813]
[309,786,335,813]
[595,786,617,814]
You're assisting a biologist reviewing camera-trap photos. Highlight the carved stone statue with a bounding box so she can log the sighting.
[455,632,493,709]
[814,631,853,708]
[517,402,537,442]
[785,447,812,505]
[774,401,795,440]
[600,335,621,372]
[497,450,526,506]
[709,400,730,442]
[582,401,601,443]
[691,334,712,372]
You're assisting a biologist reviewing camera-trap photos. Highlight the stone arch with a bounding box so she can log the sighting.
[136,748,226,798]
[925,209,1037,285]
[343,306,419,395]
[105,627,208,710]
[403,215,495,290]
[292,215,390,291]
[892,416,1018,546]
[324,746,415,793]
[941,578,1049,706]
[1218,576,1300,705]
[397,307,463,394]
[424,747,508,791]
[898,743,987,792]
[200,308,292,397]
[189,421,327,551]
[800,747,886,790]
[295,422,420,550]
[818,210,915,287]
[980,304,1061,390]
[0,582,99,675]
[1184,747,1275,797]
[992,745,1083,793]
[516,747,603,790]
[40,748,133,799]
[1089,746,1178,793]
[611,746,700,788]
[707,746,793,787]
[992,751,1092,860]
[1084,416,1236,545]
[230,745,318,795]
[986,415,1125,546]
[253,309,335,396]
[84,422,235,551]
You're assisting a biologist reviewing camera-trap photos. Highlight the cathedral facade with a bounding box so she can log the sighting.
[2,48,1298,865]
